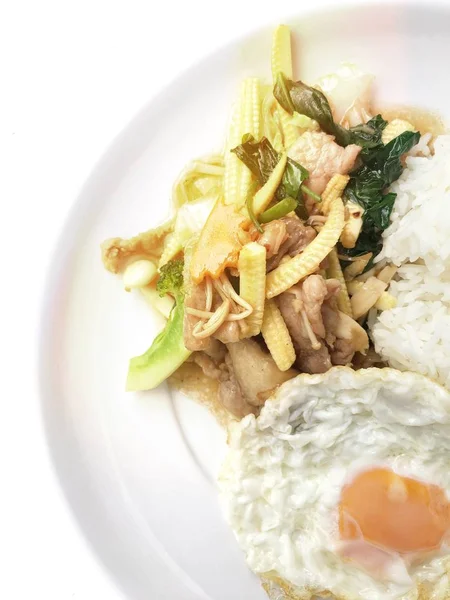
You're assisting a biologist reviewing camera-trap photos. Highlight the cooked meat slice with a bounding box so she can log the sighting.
[301,275,329,338]
[322,302,369,366]
[226,339,297,407]
[266,217,316,271]
[219,353,257,418]
[192,352,223,380]
[288,131,361,195]
[278,290,331,374]
[257,221,288,258]
[331,338,356,366]
[214,320,241,344]
[353,348,386,369]
[203,338,227,362]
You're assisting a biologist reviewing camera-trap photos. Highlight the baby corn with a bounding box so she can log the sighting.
[261,299,296,371]
[266,197,345,298]
[238,242,267,336]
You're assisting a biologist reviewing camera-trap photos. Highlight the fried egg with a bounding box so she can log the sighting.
[219,367,450,600]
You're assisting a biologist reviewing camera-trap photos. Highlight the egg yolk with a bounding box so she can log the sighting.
[339,468,450,553]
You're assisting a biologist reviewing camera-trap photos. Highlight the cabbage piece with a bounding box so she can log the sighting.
[315,63,374,127]
[159,195,216,266]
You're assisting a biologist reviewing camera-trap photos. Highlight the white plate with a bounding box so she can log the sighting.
[39,3,450,599]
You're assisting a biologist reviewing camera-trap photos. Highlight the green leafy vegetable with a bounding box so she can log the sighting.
[231,135,309,222]
[273,73,388,149]
[127,259,190,391]
[232,134,279,186]
[259,197,297,223]
[340,130,420,261]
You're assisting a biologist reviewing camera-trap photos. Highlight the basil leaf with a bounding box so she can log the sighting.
[274,73,347,143]
[349,114,388,155]
[340,130,420,263]
[274,73,388,149]
[231,134,279,186]
[281,157,309,199]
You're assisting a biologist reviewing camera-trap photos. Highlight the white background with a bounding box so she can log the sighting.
[0,0,423,598]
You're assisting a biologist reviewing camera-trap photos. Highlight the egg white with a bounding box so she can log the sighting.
[219,367,450,600]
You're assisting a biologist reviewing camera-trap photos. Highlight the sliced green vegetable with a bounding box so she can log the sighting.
[126,295,190,391]
[273,73,388,149]
[259,197,297,223]
[246,187,263,233]
[301,185,321,203]
[253,152,288,214]
[231,135,309,222]
[127,259,190,391]
[340,130,420,263]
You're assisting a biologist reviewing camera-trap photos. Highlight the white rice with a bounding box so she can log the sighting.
[370,135,450,389]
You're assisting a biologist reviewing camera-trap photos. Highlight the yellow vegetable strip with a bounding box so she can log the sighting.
[224,78,261,207]
[253,152,287,215]
[377,264,397,284]
[322,174,350,215]
[261,299,296,371]
[327,249,353,317]
[346,280,364,295]
[351,276,387,319]
[266,197,345,298]
[238,242,267,336]
[271,25,298,150]
[343,252,373,281]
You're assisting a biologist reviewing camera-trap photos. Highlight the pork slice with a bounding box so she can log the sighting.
[278,291,331,374]
[288,131,361,195]
[226,339,297,407]
[266,217,317,271]
[257,220,287,259]
[219,353,256,418]
[322,302,369,366]
[301,274,329,338]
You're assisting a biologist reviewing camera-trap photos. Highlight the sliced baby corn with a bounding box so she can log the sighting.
[343,252,373,281]
[253,152,287,215]
[238,242,267,337]
[340,200,364,249]
[271,25,298,150]
[261,298,296,371]
[377,264,397,284]
[266,197,345,298]
[271,24,293,80]
[322,174,350,215]
[346,280,364,295]
[351,276,387,320]
[382,119,415,145]
[224,78,261,207]
[327,249,353,317]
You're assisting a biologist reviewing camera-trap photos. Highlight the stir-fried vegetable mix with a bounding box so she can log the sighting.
[101,25,422,417]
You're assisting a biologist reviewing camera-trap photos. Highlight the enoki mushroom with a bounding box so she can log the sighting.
[187,272,254,339]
